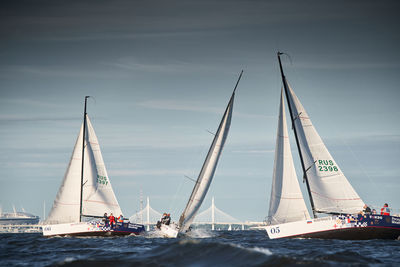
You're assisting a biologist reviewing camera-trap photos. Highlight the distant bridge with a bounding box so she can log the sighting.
[129,197,264,230]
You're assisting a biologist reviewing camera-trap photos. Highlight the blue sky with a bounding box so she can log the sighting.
[1,0,399,222]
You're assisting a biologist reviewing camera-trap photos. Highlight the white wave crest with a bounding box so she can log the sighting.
[185,228,216,238]
[249,246,273,256]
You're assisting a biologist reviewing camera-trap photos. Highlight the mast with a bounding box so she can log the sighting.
[79,96,90,222]
[277,52,317,218]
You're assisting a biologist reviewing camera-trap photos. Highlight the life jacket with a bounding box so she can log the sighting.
[117,216,123,222]
[380,207,390,216]
[109,215,116,223]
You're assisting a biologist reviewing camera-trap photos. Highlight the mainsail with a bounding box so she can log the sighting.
[267,90,311,225]
[46,115,122,224]
[178,72,241,233]
[284,82,365,215]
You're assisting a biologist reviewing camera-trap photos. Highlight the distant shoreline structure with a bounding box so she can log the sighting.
[0,211,40,225]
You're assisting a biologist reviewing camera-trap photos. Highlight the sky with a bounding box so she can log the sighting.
[1,0,399,222]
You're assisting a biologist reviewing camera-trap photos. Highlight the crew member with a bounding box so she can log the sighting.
[157,213,167,229]
[161,213,167,224]
[380,203,390,216]
[165,213,171,225]
[109,213,116,228]
[362,204,371,214]
[117,214,124,223]
[103,213,109,226]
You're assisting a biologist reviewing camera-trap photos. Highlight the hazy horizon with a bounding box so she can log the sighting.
[1,0,399,222]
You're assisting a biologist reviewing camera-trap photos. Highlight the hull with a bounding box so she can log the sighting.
[43,221,145,237]
[266,214,400,240]
[157,223,179,238]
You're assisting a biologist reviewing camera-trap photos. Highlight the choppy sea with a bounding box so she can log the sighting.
[1,230,400,266]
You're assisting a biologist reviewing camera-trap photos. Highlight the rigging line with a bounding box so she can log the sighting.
[171,130,210,216]
[88,95,96,106]
[206,129,216,136]
[168,135,209,216]
[303,160,317,182]
[339,137,381,203]
[168,176,183,217]
[279,52,293,65]
[167,136,205,217]
[184,175,198,183]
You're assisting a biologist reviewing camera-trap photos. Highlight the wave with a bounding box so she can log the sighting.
[3,232,399,266]
[53,239,276,267]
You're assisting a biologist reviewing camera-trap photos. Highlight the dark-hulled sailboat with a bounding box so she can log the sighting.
[265,52,400,240]
[43,97,145,237]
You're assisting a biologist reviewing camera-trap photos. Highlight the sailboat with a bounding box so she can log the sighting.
[265,52,400,239]
[43,96,145,237]
[157,71,242,238]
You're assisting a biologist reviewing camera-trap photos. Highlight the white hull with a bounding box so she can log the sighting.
[265,214,400,240]
[158,223,179,238]
[43,222,107,236]
[266,216,341,239]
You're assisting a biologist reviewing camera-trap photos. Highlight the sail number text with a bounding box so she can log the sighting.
[97,175,109,185]
[317,160,338,172]
[270,226,280,234]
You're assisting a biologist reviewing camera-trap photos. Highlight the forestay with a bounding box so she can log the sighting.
[285,84,364,214]
[178,93,234,233]
[268,90,311,225]
[46,116,122,224]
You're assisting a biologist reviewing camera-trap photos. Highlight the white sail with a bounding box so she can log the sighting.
[268,90,311,225]
[285,83,364,214]
[178,93,234,233]
[46,115,122,224]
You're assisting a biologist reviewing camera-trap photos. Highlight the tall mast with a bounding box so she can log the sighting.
[79,96,90,222]
[277,52,317,218]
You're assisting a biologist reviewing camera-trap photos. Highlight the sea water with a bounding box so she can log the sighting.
[1,230,399,266]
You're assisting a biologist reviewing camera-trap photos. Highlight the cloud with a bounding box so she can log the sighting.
[138,99,275,120]
[106,61,194,74]
[0,114,78,122]
[138,99,221,113]
[36,30,215,42]
[109,169,191,177]
[232,149,274,154]
[0,98,69,109]
[0,65,126,79]
[294,62,400,70]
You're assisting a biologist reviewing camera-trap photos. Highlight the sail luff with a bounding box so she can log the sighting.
[267,89,311,225]
[277,52,317,217]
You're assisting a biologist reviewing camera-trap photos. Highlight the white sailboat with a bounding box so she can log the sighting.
[43,96,145,237]
[157,71,242,238]
[265,52,400,239]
